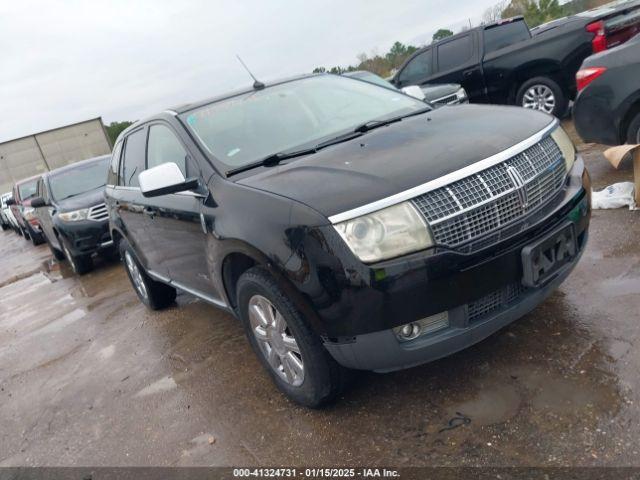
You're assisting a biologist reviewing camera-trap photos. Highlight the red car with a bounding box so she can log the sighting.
[9,174,45,245]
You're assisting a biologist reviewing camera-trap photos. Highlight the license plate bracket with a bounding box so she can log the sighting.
[521,222,577,287]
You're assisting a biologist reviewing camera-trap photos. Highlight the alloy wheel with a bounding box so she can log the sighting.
[248,294,305,387]
[522,84,556,114]
[124,251,148,300]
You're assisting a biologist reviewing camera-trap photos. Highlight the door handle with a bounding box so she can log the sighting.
[143,207,156,219]
[463,69,474,78]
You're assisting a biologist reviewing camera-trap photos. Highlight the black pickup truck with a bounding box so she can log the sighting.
[392,1,640,117]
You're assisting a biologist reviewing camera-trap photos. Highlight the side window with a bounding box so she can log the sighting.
[147,124,188,176]
[108,141,123,186]
[120,129,146,187]
[437,35,473,71]
[398,49,432,86]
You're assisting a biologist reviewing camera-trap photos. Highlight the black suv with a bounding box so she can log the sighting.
[106,74,590,407]
[31,155,114,274]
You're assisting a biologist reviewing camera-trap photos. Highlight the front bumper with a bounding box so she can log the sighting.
[324,242,584,372]
[310,158,590,371]
[57,219,113,256]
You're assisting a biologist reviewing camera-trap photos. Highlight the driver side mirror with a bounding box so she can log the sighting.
[139,162,199,198]
[31,196,49,208]
[5,198,15,206]
[401,85,426,101]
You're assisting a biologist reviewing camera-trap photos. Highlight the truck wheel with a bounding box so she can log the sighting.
[626,112,640,144]
[61,239,92,275]
[120,239,176,310]
[517,77,568,117]
[236,267,347,408]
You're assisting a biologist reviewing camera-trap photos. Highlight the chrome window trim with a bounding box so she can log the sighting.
[328,119,558,224]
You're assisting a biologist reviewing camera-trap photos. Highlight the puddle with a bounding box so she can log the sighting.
[449,383,521,426]
[134,376,177,398]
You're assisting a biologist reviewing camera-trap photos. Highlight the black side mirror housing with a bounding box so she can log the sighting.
[5,198,15,206]
[30,196,48,208]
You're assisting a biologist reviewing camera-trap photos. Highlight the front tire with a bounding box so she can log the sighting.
[517,76,568,118]
[61,239,92,275]
[237,267,347,408]
[44,234,65,261]
[120,239,176,310]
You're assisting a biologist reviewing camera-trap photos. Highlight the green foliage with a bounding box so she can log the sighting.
[501,0,566,27]
[105,121,133,145]
[432,28,454,41]
[312,40,418,78]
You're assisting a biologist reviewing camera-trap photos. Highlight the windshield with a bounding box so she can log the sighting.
[181,75,426,170]
[18,180,38,201]
[49,158,110,201]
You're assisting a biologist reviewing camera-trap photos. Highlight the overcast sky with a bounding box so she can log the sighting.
[0,0,498,143]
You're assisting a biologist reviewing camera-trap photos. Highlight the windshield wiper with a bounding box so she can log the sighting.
[226,107,432,177]
[353,106,432,133]
[226,147,317,176]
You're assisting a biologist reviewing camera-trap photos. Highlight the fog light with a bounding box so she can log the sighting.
[398,323,421,340]
[394,312,449,342]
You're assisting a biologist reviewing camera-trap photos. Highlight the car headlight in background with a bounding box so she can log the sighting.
[58,208,89,222]
[333,202,433,263]
[551,126,576,172]
[455,87,468,102]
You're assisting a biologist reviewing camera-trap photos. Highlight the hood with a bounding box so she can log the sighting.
[420,83,462,100]
[237,105,555,219]
[56,187,106,212]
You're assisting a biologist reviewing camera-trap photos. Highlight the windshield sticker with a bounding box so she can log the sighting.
[186,115,197,126]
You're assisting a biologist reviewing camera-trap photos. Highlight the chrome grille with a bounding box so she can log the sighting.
[468,282,525,323]
[87,203,109,221]
[412,136,566,251]
[432,93,459,106]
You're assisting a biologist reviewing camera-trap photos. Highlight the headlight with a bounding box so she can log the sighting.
[333,202,433,263]
[455,87,468,100]
[23,207,36,221]
[58,208,89,222]
[551,126,576,172]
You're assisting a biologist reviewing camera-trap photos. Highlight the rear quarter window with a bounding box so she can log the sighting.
[108,142,123,186]
[120,129,146,187]
[483,21,531,54]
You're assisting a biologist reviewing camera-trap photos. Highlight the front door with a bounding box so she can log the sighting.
[142,123,220,300]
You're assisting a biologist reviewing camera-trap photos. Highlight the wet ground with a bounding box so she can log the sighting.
[1,128,639,467]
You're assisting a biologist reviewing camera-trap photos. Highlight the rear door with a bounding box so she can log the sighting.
[431,32,486,101]
[108,127,156,270]
[142,122,220,300]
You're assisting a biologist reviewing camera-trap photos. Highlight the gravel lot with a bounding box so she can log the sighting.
[1,122,639,466]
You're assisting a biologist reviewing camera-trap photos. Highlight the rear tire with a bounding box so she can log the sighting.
[236,267,347,408]
[516,76,568,118]
[61,239,92,275]
[626,112,640,144]
[120,239,176,310]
